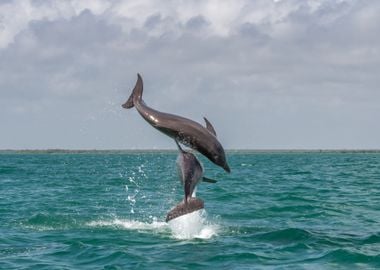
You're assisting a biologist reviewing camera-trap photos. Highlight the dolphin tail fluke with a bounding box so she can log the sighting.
[122,73,143,109]
[165,198,204,222]
[202,176,217,183]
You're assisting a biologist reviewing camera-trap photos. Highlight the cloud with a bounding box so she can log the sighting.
[0,0,111,48]
[0,0,379,149]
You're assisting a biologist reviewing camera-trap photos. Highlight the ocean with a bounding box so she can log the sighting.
[1,151,380,269]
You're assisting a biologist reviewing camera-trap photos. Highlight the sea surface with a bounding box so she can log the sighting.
[1,150,380,269]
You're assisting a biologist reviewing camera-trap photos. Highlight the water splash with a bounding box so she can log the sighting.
[86,210,219,240]
[168,210,218,240]
[86,218,167,232]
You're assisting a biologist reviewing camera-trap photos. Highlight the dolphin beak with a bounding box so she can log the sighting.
[223,163,231,173]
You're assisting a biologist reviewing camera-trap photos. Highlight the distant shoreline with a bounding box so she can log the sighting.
[1,149,380,154]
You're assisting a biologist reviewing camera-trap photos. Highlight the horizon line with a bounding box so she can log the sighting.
[1,148,380,152]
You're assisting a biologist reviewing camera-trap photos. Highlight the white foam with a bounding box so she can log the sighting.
[168,210,218,240]
[87,211,219,240]
[86,218,167,232]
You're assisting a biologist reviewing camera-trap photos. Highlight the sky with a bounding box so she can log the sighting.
[0,0,379,150]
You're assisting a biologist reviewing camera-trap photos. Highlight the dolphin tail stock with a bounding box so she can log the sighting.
[202,176,217,183]
[166,197,204,222]
[122,73,143,109]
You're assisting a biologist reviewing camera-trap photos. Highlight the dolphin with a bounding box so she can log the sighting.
[175,140,217,202]
[122,74,231,173]
[166,141,217,222]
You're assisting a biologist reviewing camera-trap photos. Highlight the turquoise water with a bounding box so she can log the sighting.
[1,151,380,269]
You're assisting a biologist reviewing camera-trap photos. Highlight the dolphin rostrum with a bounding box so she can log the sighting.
[122,74,231,173]
[166,141,217,222]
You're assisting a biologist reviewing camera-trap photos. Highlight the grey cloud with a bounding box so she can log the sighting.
[0,9,122,102]
[144,13,163,29]
[185,15,209,30]
[1,1,379,149]
[31,9,121,48]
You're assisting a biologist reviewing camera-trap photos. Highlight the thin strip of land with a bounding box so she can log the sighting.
[1,149,380,154]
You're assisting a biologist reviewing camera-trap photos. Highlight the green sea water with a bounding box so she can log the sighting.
[1,151,380,269]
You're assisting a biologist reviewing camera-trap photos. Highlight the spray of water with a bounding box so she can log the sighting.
[87,218,167,232]
[111,162,219,240]
[87,210,219,240]
[167,209,218,239]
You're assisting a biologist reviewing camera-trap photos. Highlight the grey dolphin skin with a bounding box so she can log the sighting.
[122,74,231,173]
[175,141,217,203]
[166,141,217,222]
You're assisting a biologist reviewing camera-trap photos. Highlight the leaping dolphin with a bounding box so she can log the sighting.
[166,141,217,222]
[175,140,217,203]
[122,74,231,173]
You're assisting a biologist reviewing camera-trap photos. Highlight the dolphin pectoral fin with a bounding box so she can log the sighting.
[202,177,217,183]
[203,117,217,136]
[122,73,143,109]
[166,198,204,222]
[175,139,185,154]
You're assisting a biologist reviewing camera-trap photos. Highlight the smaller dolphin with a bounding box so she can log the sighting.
[166,141,217,222]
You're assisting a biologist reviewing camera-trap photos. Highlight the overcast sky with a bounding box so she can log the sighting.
[0,0,379,150]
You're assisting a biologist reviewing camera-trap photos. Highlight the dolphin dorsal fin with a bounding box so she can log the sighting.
[203,117,217,136]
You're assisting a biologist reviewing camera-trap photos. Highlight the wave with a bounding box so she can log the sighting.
[22,212,78,231]
[361,233,380,244]
[0,166,17,174]
[312,248,380,264]
[21,210,220,240]
[86,210,219,240]
[254,228,313,242]
[86,218,167,232]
